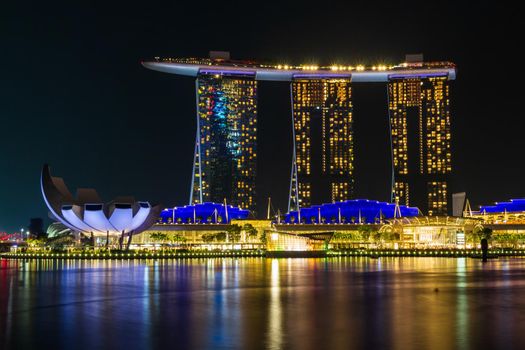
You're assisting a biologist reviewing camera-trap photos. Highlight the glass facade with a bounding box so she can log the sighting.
[190,73,257,212]
[289,79,353,211]
[388,76,452,215]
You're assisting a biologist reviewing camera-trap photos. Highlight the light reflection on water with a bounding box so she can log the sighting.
[2,257,525,349]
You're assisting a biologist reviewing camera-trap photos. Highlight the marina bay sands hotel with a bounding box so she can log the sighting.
[143,52,455,216]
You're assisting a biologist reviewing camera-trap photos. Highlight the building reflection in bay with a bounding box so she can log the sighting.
[2,257,525,349]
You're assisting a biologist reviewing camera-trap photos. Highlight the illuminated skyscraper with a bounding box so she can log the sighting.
[388,60,452,215]
[190,72,257,212]
[289,79,353,211]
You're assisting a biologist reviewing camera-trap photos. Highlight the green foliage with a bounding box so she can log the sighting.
[358,225,374,241]
[242,224,258,239]
[215,232,227,242]
[379,231,400,241]
[480,228,493,240]
[333,232,361,241]
[171,233,187,243]
[227,224,242,242]
[259,231,267,244]
[469,227,493,243]
[201,232,227,243]
[492,233,525,242]
[201,233,215,243]
[26,238,47,247]
[149,232,169,242]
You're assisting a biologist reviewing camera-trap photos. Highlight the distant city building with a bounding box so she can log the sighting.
[388,54,453,216]
[289,79,353,211]
[190,63,257,213]
[28,217,45,238]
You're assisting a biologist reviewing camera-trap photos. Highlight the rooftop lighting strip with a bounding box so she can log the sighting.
[292,73,352,79]
[388,72,449,79]
[199,69,256,76]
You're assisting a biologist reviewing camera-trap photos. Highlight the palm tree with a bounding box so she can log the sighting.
[227,224,242,247]
[215,232,227,242]
[242,224,258,242]
[201,233,215,243]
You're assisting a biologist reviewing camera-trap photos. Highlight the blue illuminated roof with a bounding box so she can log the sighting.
[159,202,250,224]
[479,199,525,213]
[285,199,419,224]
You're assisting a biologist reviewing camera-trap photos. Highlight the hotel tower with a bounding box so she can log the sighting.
[188,53,257,212]
[288,79,353,211]
[388,55,452,215]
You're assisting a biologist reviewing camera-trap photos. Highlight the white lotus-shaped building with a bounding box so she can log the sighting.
[41,164,161,238]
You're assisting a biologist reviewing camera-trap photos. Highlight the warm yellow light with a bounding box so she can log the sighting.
[356,65,365,71]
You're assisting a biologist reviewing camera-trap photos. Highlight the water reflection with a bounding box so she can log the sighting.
[2,257,525,349]
[267,259,282,349]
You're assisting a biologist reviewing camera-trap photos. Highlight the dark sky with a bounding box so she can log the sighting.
[1,0,522,232]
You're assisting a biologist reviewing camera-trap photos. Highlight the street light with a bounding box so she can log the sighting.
[20,228,24,241]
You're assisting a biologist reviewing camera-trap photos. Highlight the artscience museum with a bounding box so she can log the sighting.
[40,165,161,241]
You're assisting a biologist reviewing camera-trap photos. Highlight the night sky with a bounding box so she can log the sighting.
[1,1,522,232]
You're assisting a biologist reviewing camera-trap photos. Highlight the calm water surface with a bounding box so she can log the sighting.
[1,257,525,350]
